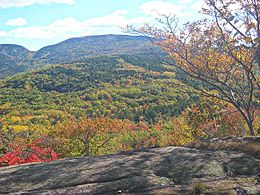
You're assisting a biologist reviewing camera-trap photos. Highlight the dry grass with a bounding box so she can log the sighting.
[186,137,260,159]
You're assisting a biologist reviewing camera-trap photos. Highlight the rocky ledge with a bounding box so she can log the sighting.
[0,137,259,195]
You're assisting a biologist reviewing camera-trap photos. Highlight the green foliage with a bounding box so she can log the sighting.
[0,55,196,129]
[0,52,198,159]
[1,34,258,163]
[33,35,163,65]
[0,35,162,79]
[0,44,33,79]
[192,182,207,195]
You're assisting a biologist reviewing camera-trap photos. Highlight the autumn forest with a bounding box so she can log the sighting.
[0,0,259,166]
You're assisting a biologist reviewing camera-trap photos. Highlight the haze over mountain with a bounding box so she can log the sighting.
[0,44,34,78]
[0,34,161,79]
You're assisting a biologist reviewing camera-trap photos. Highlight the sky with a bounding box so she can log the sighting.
[0,0,204,50]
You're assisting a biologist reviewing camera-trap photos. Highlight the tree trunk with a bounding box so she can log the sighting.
[245,118,255,136]
[231,104,255,136]
[84,141,90,156]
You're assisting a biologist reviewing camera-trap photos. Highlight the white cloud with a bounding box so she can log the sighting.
[10,17,89,39]
[140,1,191,17]
[179,0,193,4]
[84,10,149,28]
[8,10,150,40]
[113,10,129,16]
[0,31,9,37]
[0,0,75,8]
[191,0,206,12]
[5,17,27,26]
[10,26,57,39]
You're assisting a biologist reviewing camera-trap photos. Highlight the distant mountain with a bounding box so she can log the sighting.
[32,34,161,65]
[0,54,193,124]
[2,54,165,92]
[0,44,33,79]
[0,35,194,131]
[0,35,162,79]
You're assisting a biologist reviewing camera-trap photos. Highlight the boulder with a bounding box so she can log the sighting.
[0,139,259,194]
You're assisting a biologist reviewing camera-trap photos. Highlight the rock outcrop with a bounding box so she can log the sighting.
[0,137,259,195]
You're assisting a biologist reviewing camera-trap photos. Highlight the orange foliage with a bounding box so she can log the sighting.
[136,0,259,135]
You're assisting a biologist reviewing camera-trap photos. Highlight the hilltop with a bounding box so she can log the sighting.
[0,54,192,125]
[32,34,160,65]
[0,34,161,79]
[0,137,259,195]
[0,44,33,78]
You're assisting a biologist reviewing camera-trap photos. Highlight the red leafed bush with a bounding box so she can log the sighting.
[0,137,58,167]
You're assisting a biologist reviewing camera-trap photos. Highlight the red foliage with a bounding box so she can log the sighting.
[0,137,58,167]
[138,122,149,131]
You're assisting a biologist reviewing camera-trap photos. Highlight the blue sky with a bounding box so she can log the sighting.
[0,0,203,50]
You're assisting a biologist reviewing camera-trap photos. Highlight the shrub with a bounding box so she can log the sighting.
[0,137,58,167]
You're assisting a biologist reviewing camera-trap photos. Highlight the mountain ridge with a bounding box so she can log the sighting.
[0,34,152,52]
[0,34,161,79]
[0,44,33,78]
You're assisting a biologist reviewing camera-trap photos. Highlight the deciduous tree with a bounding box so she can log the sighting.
[55,117,132,156]
[131,0,260,135]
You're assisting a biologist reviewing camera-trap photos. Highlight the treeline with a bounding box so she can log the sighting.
[0,54,258,167]
[0,55,195,124]
[1,97,255,167]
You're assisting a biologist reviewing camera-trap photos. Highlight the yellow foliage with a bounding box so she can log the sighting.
[9,116,22,123]
[170,117,195,145]
[11,125,28,132]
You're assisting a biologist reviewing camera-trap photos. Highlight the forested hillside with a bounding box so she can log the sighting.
[0,35,160,79]
[0,54,193,123]
[0,44,33,79]
[0,29,259,164]
[0,50,200,158]
[32,35,161,65]
[0,1,259,194]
